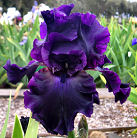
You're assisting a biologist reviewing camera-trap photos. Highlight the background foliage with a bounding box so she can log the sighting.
[0,0,137,17]
[0,16,137,88]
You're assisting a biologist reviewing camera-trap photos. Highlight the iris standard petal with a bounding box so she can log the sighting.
[41,6,110,69]
[31,39,45,62]
[24,69,99,135]
[41,32,87,75]
[41,10,54,25]
[80,13,110,68]
[81,12,96,26]
[40,22,47,39]
[41,10,80,41]
[3,60,39,84]
[56,3,74,16]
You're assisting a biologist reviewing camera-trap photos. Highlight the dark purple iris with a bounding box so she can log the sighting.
[20,116,30,134]
[3,4,130,135]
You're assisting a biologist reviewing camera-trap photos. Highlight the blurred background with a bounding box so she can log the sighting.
[0,0,137,17]
[0,0,137,88]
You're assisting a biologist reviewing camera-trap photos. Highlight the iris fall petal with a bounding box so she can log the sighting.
[24,69,99,135]
[3,60,39,84]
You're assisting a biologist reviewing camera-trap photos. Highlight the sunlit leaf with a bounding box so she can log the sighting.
[12,115,24,138]
[25,117,39,138]
[0,92,11,138]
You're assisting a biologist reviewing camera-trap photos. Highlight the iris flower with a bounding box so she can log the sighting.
[132,38,137,46]
[3,4,130,135]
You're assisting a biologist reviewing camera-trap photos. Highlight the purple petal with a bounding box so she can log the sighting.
[3,60,27,84]
[40,22,47,39]
[96,67,130,104]
[56,3,74,16]
[41,32,87,75]
[31,39,45,62]
[81,12,96,26]
[80,13,110,68]
[26,60,39,80]
[132,38,137,46]
[101,68,121,93]
[98,55,111,67]
[34,0,38,6]
[115,83,131,104]
[41,7,110,70]
[3,60,39,84]
[41,10,80,41]
[24,69,99,135]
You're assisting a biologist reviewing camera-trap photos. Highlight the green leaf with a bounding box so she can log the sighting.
[36,65,45,72]
[25,117,39,138]
[135,107,137,112]
[128,45,136,57]
[7,38,28,64]
[135,52,137,83]
[68,130,75,138]
[86,70,101,80]
[100,74,106,84]
[12,115,24,138]
[128,72,136,84]
[0,92,11,138]
[104,65,116,69]
[131,128,137,135]
[128,87,137,104]
[108,47,121,73]
[134,116,137,124]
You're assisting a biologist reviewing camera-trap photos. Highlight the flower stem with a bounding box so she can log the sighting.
[68,130,75,138]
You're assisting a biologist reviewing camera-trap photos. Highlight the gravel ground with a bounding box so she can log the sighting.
[0,97,137,138]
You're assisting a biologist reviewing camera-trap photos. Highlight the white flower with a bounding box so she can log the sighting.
[0,7,21,25]
[23,12,33,24]
[39,3,50,13]
[128,52,132,57]
[0,7,3,12]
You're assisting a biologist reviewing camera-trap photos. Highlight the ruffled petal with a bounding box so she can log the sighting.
[115,83,131,104]
[24,69,99,135]
[41,10,54,25]
[41,6,110,70]
[81,12,96,26]
[41,10,80,41]
[56,3,74,16]
[98,55,111,67]
[96,67,130,104]
[3,60,39,84]
[41,32,87,75]
[80,13,110,68]
[31,39,45,62]
[100,68,121,93]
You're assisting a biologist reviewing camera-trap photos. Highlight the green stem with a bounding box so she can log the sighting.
[68,130,75,138]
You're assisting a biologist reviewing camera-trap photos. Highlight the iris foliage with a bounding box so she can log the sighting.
[0,16,136,87]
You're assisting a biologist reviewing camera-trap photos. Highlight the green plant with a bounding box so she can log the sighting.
[0,16,40,87]
[0,16,136,87]
[0,92,11,138]
[100,16,137,84]
[127,44,137,134]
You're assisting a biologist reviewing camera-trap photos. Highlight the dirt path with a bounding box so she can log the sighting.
[0,89,137,137]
